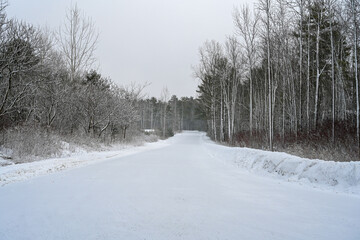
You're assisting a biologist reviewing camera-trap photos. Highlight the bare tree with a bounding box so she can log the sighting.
[326,0,336,143]
[306,0,311,133]
[349,0,359,151]
[297,0,305,129]
[233,4,260,139]
[259,0,274,151]
[195,40,223,141]
[57,4,98,81]
[313,0,328,129]
[0,20,44,120]
[224,36,244,143]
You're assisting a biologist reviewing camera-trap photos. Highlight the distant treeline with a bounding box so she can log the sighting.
[138,96,207,137]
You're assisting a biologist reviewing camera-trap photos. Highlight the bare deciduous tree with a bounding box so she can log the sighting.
[57,4,98,81]
[0,20,44,120]
[233,4,260,139]
[259,0,274,151]
[349,0,359,152]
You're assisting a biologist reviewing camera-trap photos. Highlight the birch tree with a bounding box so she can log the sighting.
[233,5,260,139]
[349,0,359,151]
[327,0,336,143]
[259,0,274,151]
[223,36,244,142]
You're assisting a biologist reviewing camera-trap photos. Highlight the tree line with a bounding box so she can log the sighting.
[0,1,207,154]
[195,0,360,160]
[138,93,207,137]
[0,2,145,143]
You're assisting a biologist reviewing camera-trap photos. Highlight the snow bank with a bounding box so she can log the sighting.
[0,140,169,186]
[202,135,360,194]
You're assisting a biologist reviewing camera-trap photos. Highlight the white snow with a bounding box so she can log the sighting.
[143,128,156,133]
[0,140,169,186]
[201,134,360,194]
[0,131,359,240]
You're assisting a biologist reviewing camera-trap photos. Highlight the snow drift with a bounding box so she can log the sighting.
[201,134,360,194]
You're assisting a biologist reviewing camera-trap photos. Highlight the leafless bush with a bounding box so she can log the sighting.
[235,120,359,162]
[2,125,62,163]
[63,130,103,151]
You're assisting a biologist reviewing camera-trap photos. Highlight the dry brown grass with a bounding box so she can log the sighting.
[234,120,359,162]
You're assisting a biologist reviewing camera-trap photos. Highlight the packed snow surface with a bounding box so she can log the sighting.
[0,131,359,240]
[0,140,168,186]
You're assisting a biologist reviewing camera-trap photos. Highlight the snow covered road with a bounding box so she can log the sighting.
[0,131,359,240]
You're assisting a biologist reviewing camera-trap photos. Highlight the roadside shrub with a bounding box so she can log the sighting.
[233,120,358,162]
[1,125,62,163]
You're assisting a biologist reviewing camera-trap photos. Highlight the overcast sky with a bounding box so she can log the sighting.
[7,0,255,98]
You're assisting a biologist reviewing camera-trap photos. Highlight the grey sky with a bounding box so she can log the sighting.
[7,0,255,98]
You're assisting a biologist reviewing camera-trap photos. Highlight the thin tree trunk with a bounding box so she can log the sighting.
[299,0,303,129]
[267,0,273,151]
[314,15,321,129]
[282,74,285,145]
[307,11,311,133]
[353,0,359,152]
[163,104,166,138]
[250,65,253,139]
[212,97,217,141]
[330,11,335,143]
[220,90,224,142]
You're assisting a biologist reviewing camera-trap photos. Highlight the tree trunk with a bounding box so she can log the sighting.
[163,104,166,138]
[267,0,273,151]
[250,65,253,139]
[220,89,224,142]
[307,11,311,133]
[299,0,303,129]
[314,16,321,129]
[123,126,127,139]
[330,11,335,143]
[352,0,359,153]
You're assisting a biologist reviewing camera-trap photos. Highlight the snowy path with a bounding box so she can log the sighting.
[0,132,359,240]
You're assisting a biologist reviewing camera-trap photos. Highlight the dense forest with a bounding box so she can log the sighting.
[194,0,360,161]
